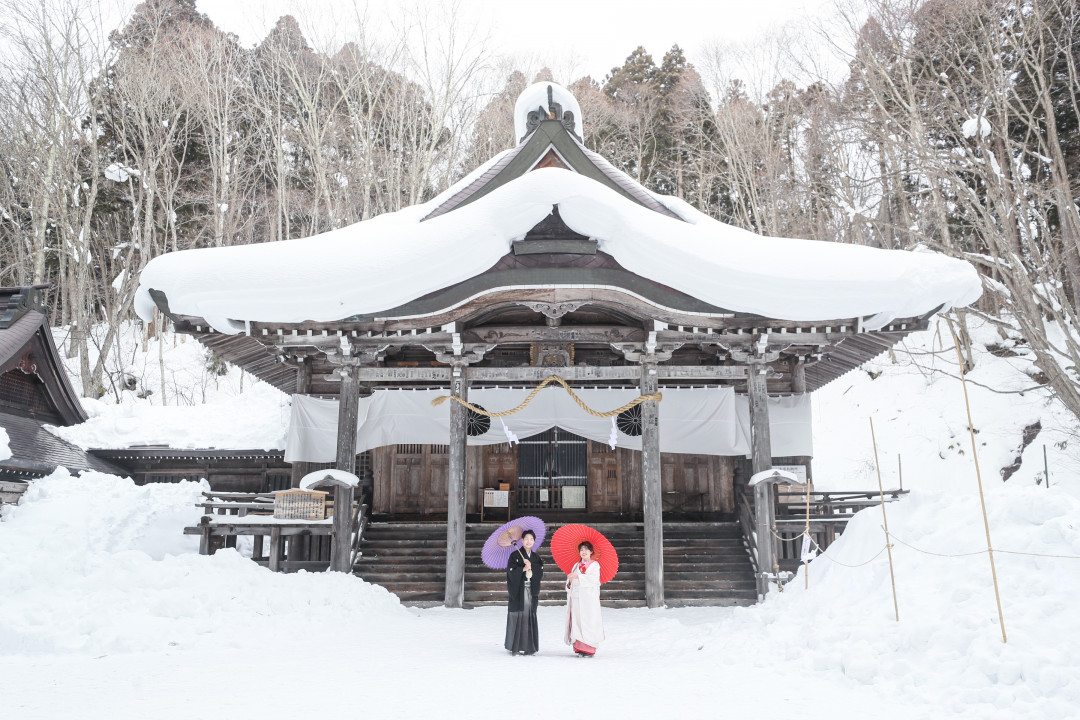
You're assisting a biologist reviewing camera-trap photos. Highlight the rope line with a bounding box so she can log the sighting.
[814,544,891,568]
[430,375,662,418]
[773,528,1080,562]
[993,549,1080,560]
[889,533,990,558]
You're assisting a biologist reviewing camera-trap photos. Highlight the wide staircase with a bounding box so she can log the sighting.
[354,521,757,608]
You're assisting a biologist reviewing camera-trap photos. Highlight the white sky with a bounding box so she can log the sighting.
[194,0,850,90]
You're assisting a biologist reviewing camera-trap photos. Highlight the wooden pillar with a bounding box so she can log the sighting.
[792,356,807,395]
[445,365,469,608]
[640,359,664,608]
[290,358,313,488]
[269,526,282,572]
[748,360,775,596]
[331,363,359,573]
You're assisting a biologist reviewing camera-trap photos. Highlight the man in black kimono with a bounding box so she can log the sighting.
[505,529,544,655]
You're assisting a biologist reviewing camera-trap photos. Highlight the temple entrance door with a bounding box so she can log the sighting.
[389,444,448,515]
[587,440,621,513]
[516,427,588,512]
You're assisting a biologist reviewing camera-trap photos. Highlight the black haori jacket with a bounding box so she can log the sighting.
[506,549,544,611]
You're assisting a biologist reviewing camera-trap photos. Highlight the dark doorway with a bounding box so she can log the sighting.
[515,427,588,511]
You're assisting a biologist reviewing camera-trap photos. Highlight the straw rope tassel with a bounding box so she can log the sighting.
[870,417,900,622]
[952,332,1008,644]
[431,374,662,418]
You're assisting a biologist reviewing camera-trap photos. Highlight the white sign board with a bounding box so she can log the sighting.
[483,489,509,508]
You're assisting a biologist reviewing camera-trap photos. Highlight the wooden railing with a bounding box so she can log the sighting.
[188,489,367,573]
[349,492,371,570]
[737,489,760,577]
[773,489,906,568]
[739,487,909,575]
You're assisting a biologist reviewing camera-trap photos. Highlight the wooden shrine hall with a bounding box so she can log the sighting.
[136,83,981,607]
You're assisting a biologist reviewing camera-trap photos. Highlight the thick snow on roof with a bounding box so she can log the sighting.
[135,167,981,333]
[514,82,583,142]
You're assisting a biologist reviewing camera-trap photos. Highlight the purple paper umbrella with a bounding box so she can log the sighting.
[481,516,547,569]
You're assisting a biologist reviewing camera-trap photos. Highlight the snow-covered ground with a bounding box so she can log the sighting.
[2,314,1075,718]
[3,468,1077,718]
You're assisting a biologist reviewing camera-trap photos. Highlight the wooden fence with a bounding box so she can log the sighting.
[185,490,370,572]
[739,488,909,575]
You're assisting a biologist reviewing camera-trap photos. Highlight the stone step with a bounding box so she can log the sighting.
[356,520,758,608]
[357,543,748,554]
[358,571,753,585]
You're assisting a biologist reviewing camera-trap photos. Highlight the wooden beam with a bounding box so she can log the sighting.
[640,360,664,609]
[331,364,359,573]
[327,364,751,383]
[444,365,469,608]
[273,327,850,351]
[464,326,645,344]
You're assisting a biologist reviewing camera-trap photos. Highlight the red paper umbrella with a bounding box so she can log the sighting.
[550,524,619,584]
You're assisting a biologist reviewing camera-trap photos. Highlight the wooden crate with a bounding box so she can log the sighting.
[273,489,328,520]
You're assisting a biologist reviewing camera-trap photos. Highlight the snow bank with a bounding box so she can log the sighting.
[135,168,981,333]
[0,470,403,656]
[0,426,10,461]
[51,381,289,451]
[812,315,1080,498]
[731,484,1080,718]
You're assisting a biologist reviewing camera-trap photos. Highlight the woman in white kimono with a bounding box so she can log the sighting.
[564,541,605,656]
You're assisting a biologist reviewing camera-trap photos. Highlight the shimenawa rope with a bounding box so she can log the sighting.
[430,375,662,418]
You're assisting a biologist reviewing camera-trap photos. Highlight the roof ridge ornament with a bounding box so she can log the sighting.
[521,84,580,143]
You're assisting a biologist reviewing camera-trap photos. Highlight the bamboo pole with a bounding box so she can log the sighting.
[804,477,811,589]
[951,332,1007,643]
[898,454,903,492]
[869,417,900,621]
[1043,445,1050,489]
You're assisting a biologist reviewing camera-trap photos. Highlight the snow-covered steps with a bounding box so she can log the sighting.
[353,521,757,608]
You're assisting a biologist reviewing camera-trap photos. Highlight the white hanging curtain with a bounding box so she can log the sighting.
[284,386,811,463]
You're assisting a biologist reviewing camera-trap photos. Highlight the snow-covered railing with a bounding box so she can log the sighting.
[188,489,367,573]
[772,489,909,571]
[737,486,910,585]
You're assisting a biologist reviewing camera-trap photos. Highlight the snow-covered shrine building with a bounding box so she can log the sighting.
[136,84,980,607]
[1,285,126,495]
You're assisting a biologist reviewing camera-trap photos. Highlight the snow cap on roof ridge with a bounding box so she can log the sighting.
[514,82,583,144]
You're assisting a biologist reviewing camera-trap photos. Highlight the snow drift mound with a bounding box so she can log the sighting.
[0,471,405,656]
[708,484,1080,718]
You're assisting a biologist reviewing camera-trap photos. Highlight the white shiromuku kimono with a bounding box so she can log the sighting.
[565,560,605,653]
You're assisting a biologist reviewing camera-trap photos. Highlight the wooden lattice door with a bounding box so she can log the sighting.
[587,440,621,513]
[390,444,449,515]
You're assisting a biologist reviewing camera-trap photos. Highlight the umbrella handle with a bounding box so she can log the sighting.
[517,547,534,579]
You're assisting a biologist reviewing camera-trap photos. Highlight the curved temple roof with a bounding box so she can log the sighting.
[135,163,981,334]
[136,82,981,335]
